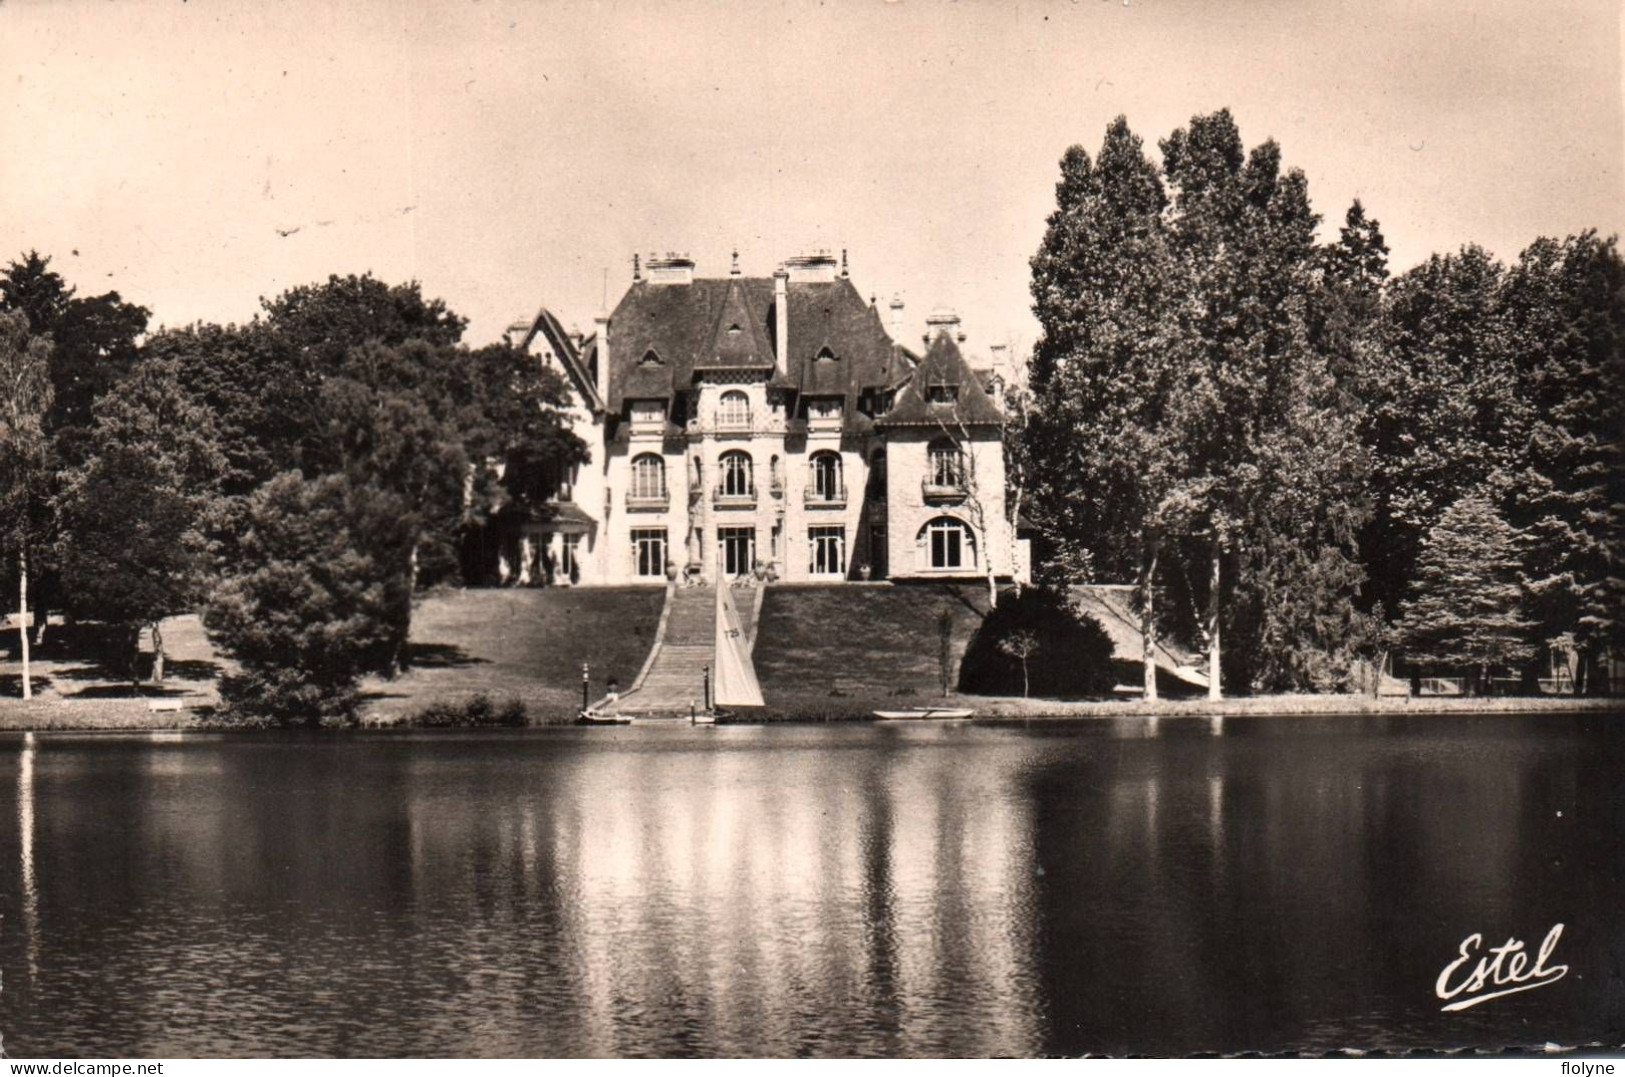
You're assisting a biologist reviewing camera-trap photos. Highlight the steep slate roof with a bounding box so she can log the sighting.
[876,331,1005,428]
[603,276,909,413]
[516,307,605,413]
[694,277,776,372]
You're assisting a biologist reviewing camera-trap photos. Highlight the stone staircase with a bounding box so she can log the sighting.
[614,585,716,715]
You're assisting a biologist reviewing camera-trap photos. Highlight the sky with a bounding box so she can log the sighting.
[3,0,1622,357]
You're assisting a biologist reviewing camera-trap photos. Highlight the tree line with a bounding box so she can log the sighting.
[0,256,584,721]
[1023,110,1624,697]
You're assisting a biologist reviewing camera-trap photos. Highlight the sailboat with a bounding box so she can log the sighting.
[708,579,764,721]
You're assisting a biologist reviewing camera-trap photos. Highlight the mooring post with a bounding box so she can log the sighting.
[581,661,590,714]
[703,665,710,712]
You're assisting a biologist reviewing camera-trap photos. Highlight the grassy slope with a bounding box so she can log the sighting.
[750,582,992,718]
[360,586,667,722]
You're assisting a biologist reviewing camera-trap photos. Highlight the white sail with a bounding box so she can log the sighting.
[713,581,764,707]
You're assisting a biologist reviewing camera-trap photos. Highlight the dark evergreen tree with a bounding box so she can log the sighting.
[1397,493,1537,693]
[204,473,412,725]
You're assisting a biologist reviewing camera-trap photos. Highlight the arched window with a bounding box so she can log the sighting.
[630,453,667,499]
[718,390,751,428]
[809,450,843,501]
[719,450,754,497]
[920,516,975,570]
[927,438,964,487]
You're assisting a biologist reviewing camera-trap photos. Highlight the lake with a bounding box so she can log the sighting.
[1,714,1621,1057]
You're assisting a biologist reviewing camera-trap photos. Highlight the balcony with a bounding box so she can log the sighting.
[625,490,670,512]
[685,416,788,438]
[712,485,758,509]
[922,477,968,503]
[804,483,848,509]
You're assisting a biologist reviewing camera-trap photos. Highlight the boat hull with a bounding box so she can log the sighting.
[872,708,975,720]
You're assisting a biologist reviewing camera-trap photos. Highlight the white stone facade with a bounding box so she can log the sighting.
[501,253,1028,588]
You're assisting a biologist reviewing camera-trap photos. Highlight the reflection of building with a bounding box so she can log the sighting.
[480,250,1029,586]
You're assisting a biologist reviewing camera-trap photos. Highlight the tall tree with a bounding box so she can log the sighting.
[0,312,54,698]
[54,357,226,685]
[1158,110,1370,695]
[1500,232,1625,692]
[1,253,150,630]
[1397,492,1537,693]
[1363,246,1527,623]
[1026,117,1189,699]
[0,251,149,448]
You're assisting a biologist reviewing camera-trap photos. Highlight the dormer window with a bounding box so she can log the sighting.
[815,346,837,362]
[639,349,664,367]
[630,400,667,431]
[926,384,959,405]
[807,397,843,428]
[727,323,743,336]
[860,389,894,418]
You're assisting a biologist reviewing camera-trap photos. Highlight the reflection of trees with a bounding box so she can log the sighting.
[1020,717,1568,1055]
[5,719,1613,1056]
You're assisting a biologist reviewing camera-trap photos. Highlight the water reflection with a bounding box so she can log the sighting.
[16,734,37,976]
[0,716,1618,1057]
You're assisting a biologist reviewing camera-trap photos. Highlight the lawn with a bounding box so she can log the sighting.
[3,588,667,729]
[0,614,226,730]
[750,581,993,717]
[360,586,668,722]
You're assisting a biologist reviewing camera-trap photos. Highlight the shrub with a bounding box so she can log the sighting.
[410,693,528,728]
[958,588,1116,698]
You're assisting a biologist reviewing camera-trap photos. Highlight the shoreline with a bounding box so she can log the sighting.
[1,693,1618,734]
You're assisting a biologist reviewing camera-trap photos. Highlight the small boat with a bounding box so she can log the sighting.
[576,709,632,725]
[625,708,723,726]
[872,706,976,720]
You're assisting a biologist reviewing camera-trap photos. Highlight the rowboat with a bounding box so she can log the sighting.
[576,709,632,725]
[872,706,975,720]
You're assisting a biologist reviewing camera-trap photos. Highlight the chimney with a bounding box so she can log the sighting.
[646,252,695,286]
[888,295,905,345]
[785,250,838,284]
[925,306,962,344]
[730,249,741,277]
[773,266,789,375]
[594,309,610,401]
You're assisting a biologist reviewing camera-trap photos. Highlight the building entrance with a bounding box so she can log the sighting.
[718,527,756,579]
